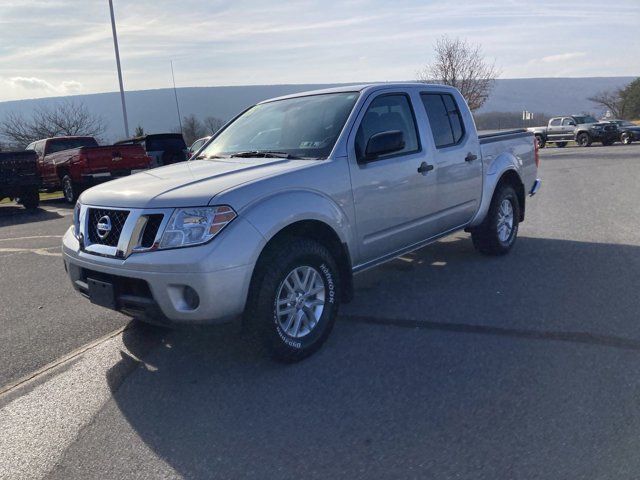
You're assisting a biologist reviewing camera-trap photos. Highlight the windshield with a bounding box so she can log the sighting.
[573,115,598,124]
[199,92,359,159]
[614,120,635,127]
[47,137,98,154]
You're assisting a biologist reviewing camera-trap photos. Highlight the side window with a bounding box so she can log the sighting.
[355,94,419,161]
[420,93,465,148]
[550,118,562,127]
[562,118,574,126]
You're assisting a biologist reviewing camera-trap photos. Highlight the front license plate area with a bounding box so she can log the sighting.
[87,278,116,309]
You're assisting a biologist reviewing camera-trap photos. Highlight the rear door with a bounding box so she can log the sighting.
[419,91,482,231]
[347,90,440,264]
[547,118,563,141]
[36,140,56,185]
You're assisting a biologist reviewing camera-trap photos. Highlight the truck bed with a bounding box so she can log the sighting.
[0,151,40,188]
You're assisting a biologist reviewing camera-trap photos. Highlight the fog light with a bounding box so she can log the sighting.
[183,286,200,310]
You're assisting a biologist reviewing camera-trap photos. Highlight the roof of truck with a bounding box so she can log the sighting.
[259,82,458,104]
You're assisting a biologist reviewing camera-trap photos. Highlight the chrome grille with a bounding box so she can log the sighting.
[87,208,130,247]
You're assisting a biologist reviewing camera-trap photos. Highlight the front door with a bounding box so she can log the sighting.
[347,91,440,265]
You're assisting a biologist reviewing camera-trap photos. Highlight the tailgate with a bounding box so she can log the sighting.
[0,152,40,186]
[82,145,150,173]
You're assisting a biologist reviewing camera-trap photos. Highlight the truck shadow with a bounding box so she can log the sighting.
[85,235,640,479]
[0,198,71,227]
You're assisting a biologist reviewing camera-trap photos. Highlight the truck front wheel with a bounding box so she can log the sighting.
[577,132,592,147]
[621,132,633,145]
[245,237,340,362]
[62,175,78,203]
[471,185,520,256]
[535,135,546,149]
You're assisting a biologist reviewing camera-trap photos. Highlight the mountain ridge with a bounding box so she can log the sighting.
[0,77,634,142]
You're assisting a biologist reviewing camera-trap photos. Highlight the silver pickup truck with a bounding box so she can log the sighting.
[63,83,540,361]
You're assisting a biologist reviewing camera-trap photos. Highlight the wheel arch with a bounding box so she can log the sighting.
[249,219,354,304]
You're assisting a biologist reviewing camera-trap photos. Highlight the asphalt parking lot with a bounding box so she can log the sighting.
[1,143,640,479]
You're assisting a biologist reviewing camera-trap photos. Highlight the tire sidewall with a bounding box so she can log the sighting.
[492,187,519,249]
[270,254,337,352]
[577,132,590,147]
[62,176,75,203]
[250,238,341,360]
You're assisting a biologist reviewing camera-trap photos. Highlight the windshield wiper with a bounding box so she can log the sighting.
[229,150,302,159]
[194,154,227,160]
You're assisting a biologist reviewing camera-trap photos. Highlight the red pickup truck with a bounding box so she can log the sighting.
[25,136,151,203]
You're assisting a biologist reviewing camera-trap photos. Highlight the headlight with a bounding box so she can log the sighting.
[159,205,236,249]
[73,202,81,239]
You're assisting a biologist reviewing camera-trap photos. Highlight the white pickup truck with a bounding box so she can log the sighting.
[63,83,540,361]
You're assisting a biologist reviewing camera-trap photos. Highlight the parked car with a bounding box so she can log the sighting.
[188,136,211,159]
[605,119,640,144]
[115,133,187,167]
[0,150,40,209]
[25,136,150,203]
[528,115,618,148]
[63,83,540,361]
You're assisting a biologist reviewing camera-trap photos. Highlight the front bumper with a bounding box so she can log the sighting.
[62,219,261,325]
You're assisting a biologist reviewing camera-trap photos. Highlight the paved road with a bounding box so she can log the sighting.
[0,199,130,386]
[1,144,640,479]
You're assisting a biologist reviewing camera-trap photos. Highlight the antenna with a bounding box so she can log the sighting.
[170,60,183,133]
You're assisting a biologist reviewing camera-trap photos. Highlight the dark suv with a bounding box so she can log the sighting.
[115,133,187,168]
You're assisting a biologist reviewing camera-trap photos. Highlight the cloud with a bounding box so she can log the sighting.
[6,76,57,91]
[540,52,587,63]
[60,80,82,94]
[4,76,83,95]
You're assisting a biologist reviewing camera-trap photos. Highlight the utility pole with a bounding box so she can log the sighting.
[171,61,183,133]
[108,0,129,138]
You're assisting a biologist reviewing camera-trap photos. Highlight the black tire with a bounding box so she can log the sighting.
[61,175,77,203]
[577,132,592,147]
[18,187,40,210]
[621,133,632,145]
[556,142,567,148]
[470,184,520,256]
[535,135,546,149]
[244,237,340,362]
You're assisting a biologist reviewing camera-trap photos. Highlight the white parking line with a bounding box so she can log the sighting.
[0,246,62,257]
[0,235,62,242]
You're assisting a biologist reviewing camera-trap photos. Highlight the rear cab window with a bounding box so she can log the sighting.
[420,93,465,148]
[355,93,420,161]
[45,137,98,154]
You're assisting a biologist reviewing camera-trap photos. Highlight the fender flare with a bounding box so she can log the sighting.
[469,153,525,228]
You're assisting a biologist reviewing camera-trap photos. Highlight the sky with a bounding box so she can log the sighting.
[0,0,638,102]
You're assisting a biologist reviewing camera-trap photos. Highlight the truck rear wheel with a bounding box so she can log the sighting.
[62,175,78,203]
[471,185,520,256]
[577,132,592,147]
[19,187,40,210]
[621,132,633,145]
[245,237,340,362]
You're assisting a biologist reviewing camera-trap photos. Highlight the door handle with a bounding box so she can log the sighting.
[465,153,478,162]
[417,162,433,174]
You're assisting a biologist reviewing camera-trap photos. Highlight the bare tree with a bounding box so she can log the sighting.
[134,124,145,137]
[588,89,627,118]
[181,114,206,146]
[0,100,106,147]
[418,36,499,111]
[203,116,225,135]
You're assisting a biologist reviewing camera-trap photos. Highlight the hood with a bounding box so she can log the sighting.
[79,158,313,208]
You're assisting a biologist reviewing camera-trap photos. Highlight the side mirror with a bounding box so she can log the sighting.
[568,121,576,126]
[363,130,405,161]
